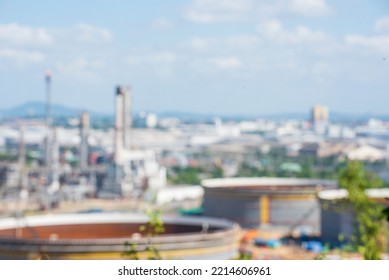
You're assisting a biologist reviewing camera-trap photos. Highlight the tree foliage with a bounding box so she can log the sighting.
[338,161,385,260]
[168,166,201,185]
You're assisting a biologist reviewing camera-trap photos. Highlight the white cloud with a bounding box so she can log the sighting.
[0,23,52,46]
[151,18,173,31]
[345,34,389,53]
[181,35,261,52]
[374,17,389,33]
[184,37,210,50]
[258,19,330,44]
[208,56,242,69]
[75,23,112,43]
[126,51,177,65]
[183,0,332,24]
[226,35,262,49]
[125,51,179,79]
[0,48,45,64]
[184,0,251,23]
[254,0,332,19]
[56,58,104,80]
[289,0,331,17]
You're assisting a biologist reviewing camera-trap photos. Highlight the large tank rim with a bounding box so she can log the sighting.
[201,177,337,192]
[0,213,241,259]
[0,213,239,243]
[318,188,389,200]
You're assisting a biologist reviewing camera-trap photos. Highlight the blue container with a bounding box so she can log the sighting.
[302,241,323,252]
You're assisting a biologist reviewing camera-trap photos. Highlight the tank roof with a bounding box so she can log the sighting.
[202,177,336,189]
[318,188,389,200]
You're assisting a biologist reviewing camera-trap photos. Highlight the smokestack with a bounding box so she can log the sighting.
[45,70,52,128]
[18,125,27,189]
[51,128,59,184]
[44,70,52,180]
[122,86,132,150]
[115,86,125,165]
[80,111,90,172]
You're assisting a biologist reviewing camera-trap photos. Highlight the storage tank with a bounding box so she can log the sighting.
[0,213,240,260]
[202,177,337,231]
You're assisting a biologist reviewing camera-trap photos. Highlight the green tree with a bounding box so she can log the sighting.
[299,159,315,178]
[338,161,385,260]
[210,166,223,178]
[237,162,263,177]
[168,166,201,185]
[383,206,389,222]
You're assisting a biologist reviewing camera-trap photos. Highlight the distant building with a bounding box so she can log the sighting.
[311,105,329,126]
[146,113,158,128]
[345,145,385,162]
[299,143,319,157]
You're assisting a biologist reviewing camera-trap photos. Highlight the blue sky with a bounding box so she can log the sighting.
[1,0,389,115]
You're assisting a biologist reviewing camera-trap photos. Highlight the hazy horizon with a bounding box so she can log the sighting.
[3,100,389,121]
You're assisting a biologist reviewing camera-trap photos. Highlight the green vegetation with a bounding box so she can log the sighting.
[167,164,224,185]
[338,161,386,260]
[123,209,165,260]
[0,152,17,162]
[233,148,339,179]
[237,162,274,177]
[168,166,202,185]
[235,252,252,260]
[166,146,388,189]
[140,209,165,260]
[383,200,389,221]
[122,241,140,260]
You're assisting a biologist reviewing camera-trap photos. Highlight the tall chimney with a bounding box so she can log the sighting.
[44,70,52,183]
[51,128,59,184]
[18,125,27,189]
[45,70,52,129]
[122,86,132,150]
[80,111,90,172]
[115,86,125,165]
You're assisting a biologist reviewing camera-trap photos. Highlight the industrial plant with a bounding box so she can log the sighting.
[0,72,388,260]
[0,74,241,260]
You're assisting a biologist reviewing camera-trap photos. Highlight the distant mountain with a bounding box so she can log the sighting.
[0,101,111,119]
[1,101,389,123]
[329,112,389,123]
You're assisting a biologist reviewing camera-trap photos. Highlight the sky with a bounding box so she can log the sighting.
[1,0,389,116]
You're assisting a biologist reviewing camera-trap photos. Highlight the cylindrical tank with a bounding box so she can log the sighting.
[318,188,389,247]
[202,177,337,231]
[0,213,240,260]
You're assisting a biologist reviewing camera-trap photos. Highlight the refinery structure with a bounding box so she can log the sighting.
[0,73,389,260]
[100,85,166,198]
[0,75,241,260]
